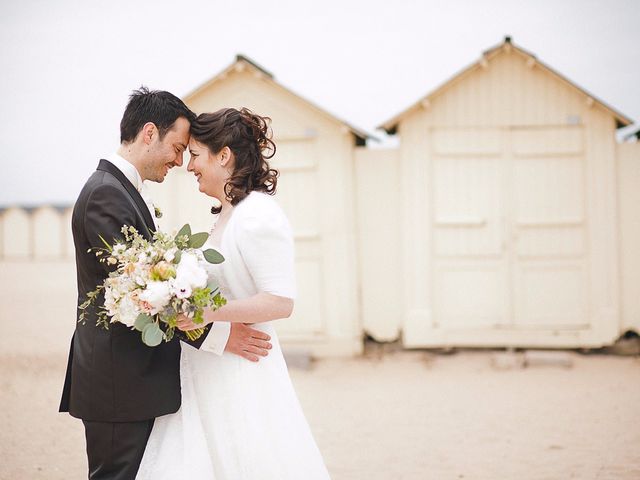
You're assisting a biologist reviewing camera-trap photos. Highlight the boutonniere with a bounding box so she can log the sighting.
[153,205,163,219]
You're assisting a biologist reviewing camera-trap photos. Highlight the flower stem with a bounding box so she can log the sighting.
[185,328,206,341]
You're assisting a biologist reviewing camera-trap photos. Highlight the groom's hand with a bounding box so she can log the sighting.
[226,323,272,362]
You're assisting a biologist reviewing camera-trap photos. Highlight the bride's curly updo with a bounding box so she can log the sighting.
[190,107,278,211]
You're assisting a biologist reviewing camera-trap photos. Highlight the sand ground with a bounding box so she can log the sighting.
[1,348,639,480]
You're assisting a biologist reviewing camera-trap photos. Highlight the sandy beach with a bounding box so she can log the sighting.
[1,347,639,480]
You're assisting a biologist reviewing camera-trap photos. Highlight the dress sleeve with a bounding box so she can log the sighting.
[236,199,296,299]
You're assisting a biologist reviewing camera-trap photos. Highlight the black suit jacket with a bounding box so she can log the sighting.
[59,159,208,422]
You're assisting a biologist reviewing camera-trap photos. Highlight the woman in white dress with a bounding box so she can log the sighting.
[136,107,331,480]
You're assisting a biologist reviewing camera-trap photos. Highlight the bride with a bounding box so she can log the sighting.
[136,107,331,479]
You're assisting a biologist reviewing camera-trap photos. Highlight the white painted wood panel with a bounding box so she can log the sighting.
[354,148,402,341]
[514,262,588,328]
[617,143,640,334]
[434,263,510,328]
[431,129,509,329]
[269,138,325,338]
[414,125,594,344]
[510,127,588,327]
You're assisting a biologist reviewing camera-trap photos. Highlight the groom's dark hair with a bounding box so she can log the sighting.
[120,86,196,144]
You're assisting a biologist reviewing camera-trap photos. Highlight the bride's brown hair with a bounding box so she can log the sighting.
[190,107,278,212]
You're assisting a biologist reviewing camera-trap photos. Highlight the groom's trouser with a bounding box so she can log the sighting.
[82,419,154,480]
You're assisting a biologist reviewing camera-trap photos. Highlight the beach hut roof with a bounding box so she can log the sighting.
[379,36,633,134]
[185,54,373,146]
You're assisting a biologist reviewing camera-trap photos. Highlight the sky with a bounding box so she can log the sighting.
[0,0,638,206]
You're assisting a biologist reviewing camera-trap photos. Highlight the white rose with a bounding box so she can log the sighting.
[117,293,140,327]
[176,252,208,289]
[139,281,172,314]
[178,251,198,270]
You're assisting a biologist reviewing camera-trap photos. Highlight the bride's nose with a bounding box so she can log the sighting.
[187,156,195,172]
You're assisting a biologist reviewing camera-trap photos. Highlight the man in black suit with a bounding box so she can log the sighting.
[59,87,272,479]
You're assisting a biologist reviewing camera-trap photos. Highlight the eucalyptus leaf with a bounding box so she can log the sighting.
[203,248,225,264]
[142,322,164,347]
[207,280,219,292]
[173,250,182,264]
[134,313,153,332]
[189,232,209,249]
[176,224,191,240]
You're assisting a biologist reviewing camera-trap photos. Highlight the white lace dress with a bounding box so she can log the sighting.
[136,191,331,480]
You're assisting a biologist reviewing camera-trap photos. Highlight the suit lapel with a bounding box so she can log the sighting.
[96,159,156,236]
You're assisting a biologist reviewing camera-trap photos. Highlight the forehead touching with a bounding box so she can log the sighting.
[189,138,209,152]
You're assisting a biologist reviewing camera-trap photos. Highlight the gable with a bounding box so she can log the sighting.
[185,57,370,145]
[380,39,632,132]
[426,48,604,127]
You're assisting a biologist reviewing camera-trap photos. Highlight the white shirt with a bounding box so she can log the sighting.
[105,153,158,231]
[105,153,230,354]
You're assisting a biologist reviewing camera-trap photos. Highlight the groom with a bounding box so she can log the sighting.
[59,87,272,479]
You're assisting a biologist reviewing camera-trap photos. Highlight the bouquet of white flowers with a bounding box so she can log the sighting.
[80,224,227,346]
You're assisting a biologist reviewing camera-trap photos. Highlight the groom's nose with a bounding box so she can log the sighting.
[174,152,184,167]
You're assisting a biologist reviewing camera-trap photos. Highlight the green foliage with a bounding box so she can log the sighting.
[78,285,104,325]
[142,322,164,347]
[203,248,225,264]
[188,232,209,249]
[96,311,110,330]
[213,292,227,309]
[134,313,153,332]
[177,224,191,238]
[166,317,177,329]
[175,224,192,248]
[191,287,212,308]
